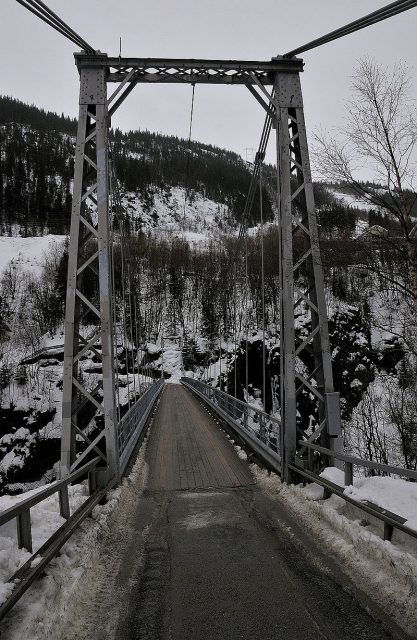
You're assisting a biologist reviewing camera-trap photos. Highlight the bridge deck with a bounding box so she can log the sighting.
[56,384,409,640]
[146,384,254,491]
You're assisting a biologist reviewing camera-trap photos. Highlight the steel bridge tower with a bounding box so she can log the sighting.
[60,53,342,484]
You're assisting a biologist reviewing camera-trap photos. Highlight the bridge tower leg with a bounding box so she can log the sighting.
[61,59,119,485]
[274,70,342,482]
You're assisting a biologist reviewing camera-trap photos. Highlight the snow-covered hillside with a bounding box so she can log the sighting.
[0,235,66,276]
[122,186,236,243]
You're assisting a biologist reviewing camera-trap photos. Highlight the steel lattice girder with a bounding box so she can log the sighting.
[61,65,119,482]
[273,72,342,481]
[74,54,304,85]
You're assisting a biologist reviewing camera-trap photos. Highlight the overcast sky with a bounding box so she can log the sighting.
[2,1,417,167]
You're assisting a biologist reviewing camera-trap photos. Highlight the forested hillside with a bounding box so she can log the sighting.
[0,95,272,236]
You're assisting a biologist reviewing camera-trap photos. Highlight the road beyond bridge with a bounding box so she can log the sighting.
[53,384,409,640]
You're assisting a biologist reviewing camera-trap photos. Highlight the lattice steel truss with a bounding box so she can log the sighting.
[274,71,342,481]
[75,55,304,85]
[61,63,119,482]
[61,54,341,485]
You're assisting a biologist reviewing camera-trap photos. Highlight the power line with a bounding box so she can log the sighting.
[284,0,417,57]
[15,0,95,52]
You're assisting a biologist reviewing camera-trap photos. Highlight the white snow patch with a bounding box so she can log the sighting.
[0,235,66,277]
[344,476,417,523]
[320,466,346,487]
[0,433,151,639]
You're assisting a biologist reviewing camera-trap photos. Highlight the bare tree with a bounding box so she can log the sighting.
[387,374,417,470]
[348,385,389,471]
[315,58,417,308]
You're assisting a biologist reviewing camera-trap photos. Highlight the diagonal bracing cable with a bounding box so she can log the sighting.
[15,0,95,52]
[284,0,417,57]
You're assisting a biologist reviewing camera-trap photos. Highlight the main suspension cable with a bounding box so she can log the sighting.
[15,0,95,52]
[284,0,417,57]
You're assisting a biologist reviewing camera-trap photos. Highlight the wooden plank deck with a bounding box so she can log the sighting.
[146,384,254,490]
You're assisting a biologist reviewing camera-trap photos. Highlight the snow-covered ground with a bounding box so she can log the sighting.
[270,469,417,637]
[327,187,376,212]
[311,466,417,532]
[147,340,185,383]
[0,428,151,639]
[0,482,89,604]
[326,187,374,237]
[0,235,66,277]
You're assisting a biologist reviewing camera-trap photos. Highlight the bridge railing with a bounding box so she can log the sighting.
[181,377,281,474]
[118,378,165,475]
[290,441,417,543]
[0,456,101,554]
[0,456,108,622]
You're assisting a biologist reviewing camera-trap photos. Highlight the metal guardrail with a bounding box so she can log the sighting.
[0,456,104,622]
[299,441,417,485]
[181,377,281,474]
[0,456,101,553]
[0,380,164,622]
[293,441,417,542]
[118,378,165,475]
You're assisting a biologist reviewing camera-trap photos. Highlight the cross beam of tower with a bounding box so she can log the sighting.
[74,54,303,84]
[61,52,341,485]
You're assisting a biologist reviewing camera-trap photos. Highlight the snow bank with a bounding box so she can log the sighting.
[0,433,150,639]
[0,483,89,606]
[344,476,417,529]
[304,467,417,532]
[252,466,417,637]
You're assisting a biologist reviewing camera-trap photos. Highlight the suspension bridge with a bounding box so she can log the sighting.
[1,1,417,637]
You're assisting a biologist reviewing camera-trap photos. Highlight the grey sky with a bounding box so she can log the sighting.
[1,1,417,167]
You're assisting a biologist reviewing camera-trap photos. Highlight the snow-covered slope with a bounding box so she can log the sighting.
[122,186,236,242]
[0,235,66,276]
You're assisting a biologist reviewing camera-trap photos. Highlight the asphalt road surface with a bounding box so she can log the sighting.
[60,384,412,640]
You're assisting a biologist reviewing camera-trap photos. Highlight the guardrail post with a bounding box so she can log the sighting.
[17,511,32,552]
[260,414,265,443]
[59,485,71,519]
[95,467,108,490]
[88,467,97,494]
[344,462,353,487]
[307,446,314,472]
[384,522,394,542]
